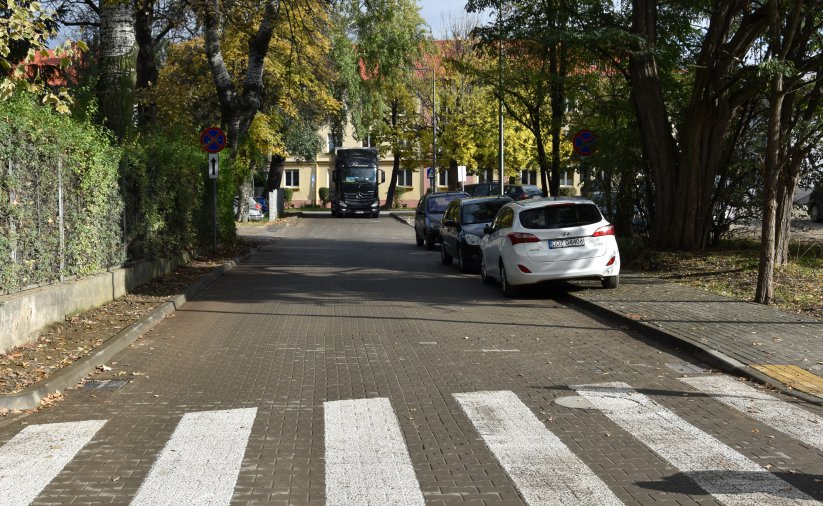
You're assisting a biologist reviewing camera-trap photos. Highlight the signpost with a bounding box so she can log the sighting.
[200,127,227,253]
[426,167,436,194]
[572,129,596,157]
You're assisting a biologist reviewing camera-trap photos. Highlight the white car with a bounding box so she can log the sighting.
[479,198,620,296]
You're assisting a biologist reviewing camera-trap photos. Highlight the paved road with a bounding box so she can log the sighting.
[2,216,823,505]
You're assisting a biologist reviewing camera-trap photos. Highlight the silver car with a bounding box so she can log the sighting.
[480,198,621,296]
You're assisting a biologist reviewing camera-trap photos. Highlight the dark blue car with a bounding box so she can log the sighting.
[254,197,269,214]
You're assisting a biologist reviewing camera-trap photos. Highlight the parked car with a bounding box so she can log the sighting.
[504,184,543,201]
[254,196,269,214]
[464,182,543,201]
[440,196,512,272]
[233,196,264,221]
[479,197,620,296]
[464,182,500,197]
[414,191,470,250]
[809,183,822,222]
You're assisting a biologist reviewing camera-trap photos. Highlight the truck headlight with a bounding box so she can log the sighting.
[339,202,347,208]
[372,200,379,208]
[465,234,481,246]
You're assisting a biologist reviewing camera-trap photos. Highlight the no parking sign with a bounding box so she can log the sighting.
[572,129,596,157]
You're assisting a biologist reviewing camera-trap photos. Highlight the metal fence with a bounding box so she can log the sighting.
[1,155,124,295]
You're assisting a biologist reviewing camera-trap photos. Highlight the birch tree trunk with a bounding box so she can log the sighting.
[97,0,137,143]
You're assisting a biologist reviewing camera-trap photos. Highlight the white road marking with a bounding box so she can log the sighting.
[454,390,622,505]
[681,375,823,451]
[0,419,106,506]
[574,382,817,506]
[324,397,424,506]
[131,407,256,505]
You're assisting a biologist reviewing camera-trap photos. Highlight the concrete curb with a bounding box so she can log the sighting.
[389,212,414,227]
[0,251,253,411]
[566,292,823,406]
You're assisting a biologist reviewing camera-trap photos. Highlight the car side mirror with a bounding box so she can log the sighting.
[484,225,493,235]
[442,219,455,227]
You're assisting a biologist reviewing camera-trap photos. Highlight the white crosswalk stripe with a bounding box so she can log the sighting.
[324,397,425,506]
[0,419,106,506]
[680,375,823,451]
[2,385,823,505]
[573,381,818,506]
[131,407,257,506]
[454,390,623,506]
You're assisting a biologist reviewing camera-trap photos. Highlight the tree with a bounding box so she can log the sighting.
[96,0,135,142]
[1,0,80,113]
[348,0,428,209]
[755,0,823,303]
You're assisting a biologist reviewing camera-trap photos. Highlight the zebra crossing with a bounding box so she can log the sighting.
[1,378,822,505]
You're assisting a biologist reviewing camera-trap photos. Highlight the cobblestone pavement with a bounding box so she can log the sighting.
[1,215,822,505]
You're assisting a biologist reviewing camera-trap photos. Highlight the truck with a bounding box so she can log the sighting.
[329,147,385,218]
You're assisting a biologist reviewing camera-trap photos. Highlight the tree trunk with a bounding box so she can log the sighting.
[97,0,136,143]
[383,100,399,210]
[134,0,158,128]
[265,154,285,192]
[549,42,565,198]
[755,0,785,304]
[628,0,680,247]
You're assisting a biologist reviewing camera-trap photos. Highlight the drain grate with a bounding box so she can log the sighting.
[84,379,127,390]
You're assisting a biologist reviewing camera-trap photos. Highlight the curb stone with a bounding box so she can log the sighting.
[566,292,823,407]
[0,249,256,412]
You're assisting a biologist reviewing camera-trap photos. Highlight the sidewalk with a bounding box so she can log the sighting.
[566,273,823,404]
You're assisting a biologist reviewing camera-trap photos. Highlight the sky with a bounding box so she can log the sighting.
[417,0,492,39]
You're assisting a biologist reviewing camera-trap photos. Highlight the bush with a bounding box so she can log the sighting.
[319,187,330,207]
[123,126,211,259]
[0,93,123,293]
[393,187,407,208]
[283,188,294,207]
[558,187,578,197]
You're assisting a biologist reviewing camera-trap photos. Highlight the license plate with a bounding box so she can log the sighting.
[549,238,585,248]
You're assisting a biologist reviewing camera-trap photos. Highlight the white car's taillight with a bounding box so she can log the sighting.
[593,224,615,237]
[507,232,540,245]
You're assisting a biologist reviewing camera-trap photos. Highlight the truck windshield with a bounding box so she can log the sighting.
[342,168,376,183]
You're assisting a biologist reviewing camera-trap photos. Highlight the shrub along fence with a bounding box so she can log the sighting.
[1,95,222,297]
[0,95,124,295]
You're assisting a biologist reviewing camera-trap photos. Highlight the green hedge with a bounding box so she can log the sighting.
[123,127,213,259]
[0,94,124,293]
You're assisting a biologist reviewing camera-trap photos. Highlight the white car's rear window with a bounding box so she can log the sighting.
[519,203,602,229]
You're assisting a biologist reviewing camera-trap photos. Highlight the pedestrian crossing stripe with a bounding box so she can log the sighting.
[573,382,817,506]
[1,385,822,505]
[324,397,424,505]
[0,420,106,506]
[680,375,823,452]
[131,407,257,505]
[454,390,622,506]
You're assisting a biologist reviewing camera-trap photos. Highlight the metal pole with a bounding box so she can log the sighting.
[58,159,65,282]
[212,178,218,253]
[498,0,505,196]
[432,68,437,194]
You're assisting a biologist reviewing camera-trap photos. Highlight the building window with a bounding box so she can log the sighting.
[560,170,574,187]
[438,169,448,186]
[521,170,537,185]
[285,169,300,187]
[397,169,413,187]
[327,134,335,153]
[479,168,494,182]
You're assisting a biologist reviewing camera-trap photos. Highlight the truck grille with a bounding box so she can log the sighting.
[344,192,375,207]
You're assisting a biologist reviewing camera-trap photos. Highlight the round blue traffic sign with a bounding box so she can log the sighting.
[572,129,596,157]
[200,126,227,153]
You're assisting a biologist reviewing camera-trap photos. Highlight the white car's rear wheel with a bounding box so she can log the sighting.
[601,275,619,289]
